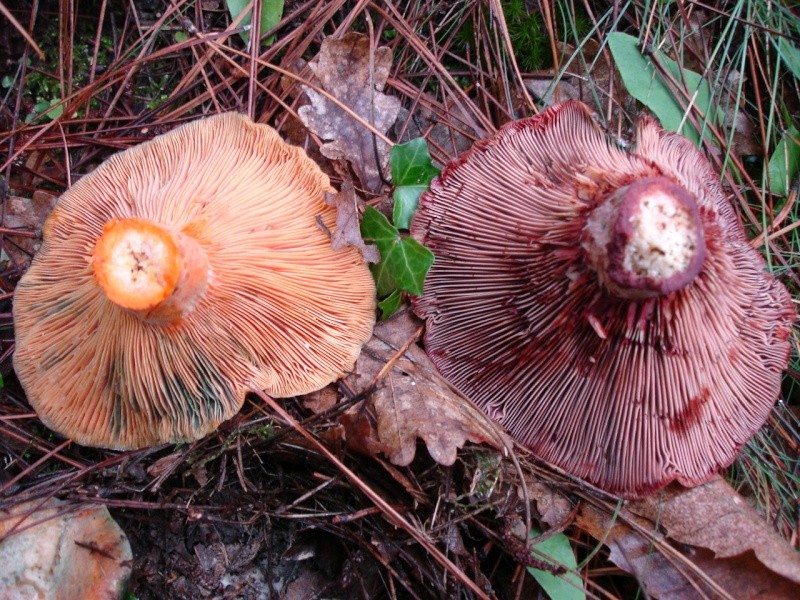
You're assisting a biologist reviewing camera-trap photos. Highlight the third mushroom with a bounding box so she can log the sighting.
[411,101,795,498]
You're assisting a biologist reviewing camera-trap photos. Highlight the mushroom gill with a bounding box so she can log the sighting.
[13,113,376,450]
[411,101,794,497]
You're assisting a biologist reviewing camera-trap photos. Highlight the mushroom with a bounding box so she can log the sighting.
[13,113,376,450]
[0,498,132,600]
[411,101,795,497]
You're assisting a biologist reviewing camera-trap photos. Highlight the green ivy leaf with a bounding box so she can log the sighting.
[607,32,715,147]
[377,289,403,319]
[360,205,399,256]
[361,206,434,298]
[768,126,800,197]
[527,529,585,600]
[390,138,440,229]
[225,0,284,46]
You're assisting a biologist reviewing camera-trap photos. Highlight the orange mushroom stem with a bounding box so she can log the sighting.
[582,176,705,299]
[92,217,211,324]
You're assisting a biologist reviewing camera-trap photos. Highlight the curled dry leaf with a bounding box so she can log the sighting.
[576,477,800,599]
[523,41,623,110]
[324,178,380,263]
[522,481,576,530]
[343,310,511,466]
[1,192,58,269]
[0,498,132,600]
[298,32,402,192]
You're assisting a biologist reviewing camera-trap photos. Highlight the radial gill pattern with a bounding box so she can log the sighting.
[13,113,376,450]
[411,101,794,497]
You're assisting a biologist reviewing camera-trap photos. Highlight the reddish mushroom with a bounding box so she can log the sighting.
[13,113,376,450]
[411,101,795,497]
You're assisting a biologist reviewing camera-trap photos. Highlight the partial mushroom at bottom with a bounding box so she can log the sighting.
[411,101,795,498]
[12,113,376,450]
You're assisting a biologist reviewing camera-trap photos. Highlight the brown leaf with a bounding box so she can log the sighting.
[397,97,479,159]
[324,178,380,263]
[627,477,800,584]
[576,477,800,599]
[301,385,339,414]
[523,41,624,111]
[523,481,575,530]
[344,310,511,466]
[298,32,401,192]
[1,191,58,269]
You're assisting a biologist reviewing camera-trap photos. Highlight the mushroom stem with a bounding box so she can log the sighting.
[582,176,705,299]
[92,217,211,324]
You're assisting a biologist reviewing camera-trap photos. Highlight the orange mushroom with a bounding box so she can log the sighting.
[13,113,376,450]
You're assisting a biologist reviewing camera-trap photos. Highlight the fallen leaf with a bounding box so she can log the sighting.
[528,528,585,600]
[298,32,401,192]
[608,32,717,147]
[768,126,800,197]
[396,98,479,160]
[301,385,339,414]
[524,76,582,107]
[523,481,575,530]
[522,41,623,111]
[344,310,511,466]
[0,498,132,600]
[1,191,58,269]
[576,477,800,599]
[627,477,800,585]
[324,178,380,263]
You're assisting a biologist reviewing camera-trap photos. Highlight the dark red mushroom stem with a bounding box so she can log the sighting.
[582,176,706,299]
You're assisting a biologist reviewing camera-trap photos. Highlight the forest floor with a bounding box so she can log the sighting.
[1,1,799,599]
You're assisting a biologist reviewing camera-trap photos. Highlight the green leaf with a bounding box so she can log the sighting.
[778,38,800,80]
[527,529,585,600]
[27,97,63,123]
[393,185,430,231]
[360,205,401,257]
[174,31,188,43]
[378,289,403,319]
[390,138,440,229]
[225,0,285,46]
[391,138,440,187]
[1,75,12,88]
[46,97,64,120]
[361,206,434,297]
[607,32,715,147]
[768,126,800,197]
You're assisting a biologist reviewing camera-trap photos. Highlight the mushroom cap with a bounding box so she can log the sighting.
[13,113,376,450]
[411,101,795,497]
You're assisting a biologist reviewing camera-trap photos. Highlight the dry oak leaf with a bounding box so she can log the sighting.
[523,481,576,530]
[576,476,800,599]
[344,310,511,466]
[324,178,380,263]
[298,32,401,192]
